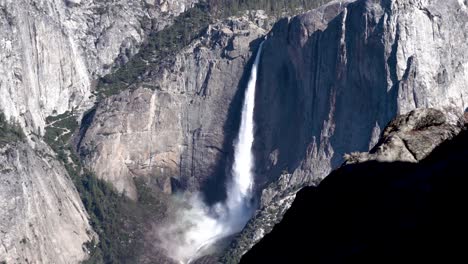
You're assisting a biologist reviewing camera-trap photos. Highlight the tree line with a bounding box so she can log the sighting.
[207,0,333,17]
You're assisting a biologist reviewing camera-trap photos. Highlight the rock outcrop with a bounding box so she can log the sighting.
[344,108,463,163]
[78,18,266,200]
[0,140,94,264]
[226,0,468,260]
[241,112,468,263]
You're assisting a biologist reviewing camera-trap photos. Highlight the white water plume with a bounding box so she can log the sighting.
[158,41,264,263]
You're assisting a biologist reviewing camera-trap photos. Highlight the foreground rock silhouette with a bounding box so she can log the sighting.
[242,122,468,263]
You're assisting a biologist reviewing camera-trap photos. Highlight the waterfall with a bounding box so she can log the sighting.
[159,41,264,264]
[225,40,264,230]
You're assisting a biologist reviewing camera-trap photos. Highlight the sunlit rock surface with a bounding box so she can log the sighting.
[0,0,197,263]
[0,0,197,133]
[78,18,266,199]
[0,140,94,263]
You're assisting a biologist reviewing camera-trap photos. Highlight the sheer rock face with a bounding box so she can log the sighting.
[0,1,196,263]
[0,0,197,133]
[226,0,468,260]
[0,141,94,264]
[255,0,468,194]
[78,18,266,200]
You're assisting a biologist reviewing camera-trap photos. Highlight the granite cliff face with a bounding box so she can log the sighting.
[255,0,468,193]
[78,18,266,200]
[0,0,197,263]
[2,0,468,263]
[225,0,468,260]
[0,0,197,134]
[74,0,468,260]
[0,140,94,263]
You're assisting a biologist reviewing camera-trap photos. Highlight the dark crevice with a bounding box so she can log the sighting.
[198,62,214,97]
[401,137,418,161]
[75,107,96,152]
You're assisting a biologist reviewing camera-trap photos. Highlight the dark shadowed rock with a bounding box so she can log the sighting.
[226,0,468,259]
[241,120,468,264]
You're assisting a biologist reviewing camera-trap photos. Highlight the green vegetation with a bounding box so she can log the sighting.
[43,111,79,161]
[96,2,213,98]
[44,112,169,263]
[207,0,333,17]
[95,0,332,99]
[0,111,25,147]
[75,168,169,264]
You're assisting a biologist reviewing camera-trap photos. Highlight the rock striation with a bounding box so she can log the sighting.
[0,0,197,263]
[255,0,468,194]
[0,140,94,264]
[0,0,197,134]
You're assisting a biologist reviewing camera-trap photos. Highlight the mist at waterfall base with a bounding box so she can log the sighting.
[158,42,264,263]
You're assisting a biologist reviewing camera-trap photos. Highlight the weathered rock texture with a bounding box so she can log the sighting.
[78,18,266,199]
[0,0,197,263]
[0,141,94,263]
[226,0,468,260]
[344,108,464,164]
[0,0,197,134]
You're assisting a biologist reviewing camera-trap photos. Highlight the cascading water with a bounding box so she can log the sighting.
[224,40,264,231]
[159,41,264,264]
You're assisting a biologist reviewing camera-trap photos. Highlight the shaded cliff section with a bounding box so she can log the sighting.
[254,0,468,196]
[225,0,468,262]
[224,108,465,262]
[225,0,468,259]
[241,112,468,263]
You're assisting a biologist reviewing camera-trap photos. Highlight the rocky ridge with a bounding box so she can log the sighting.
[344,108,464,164]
